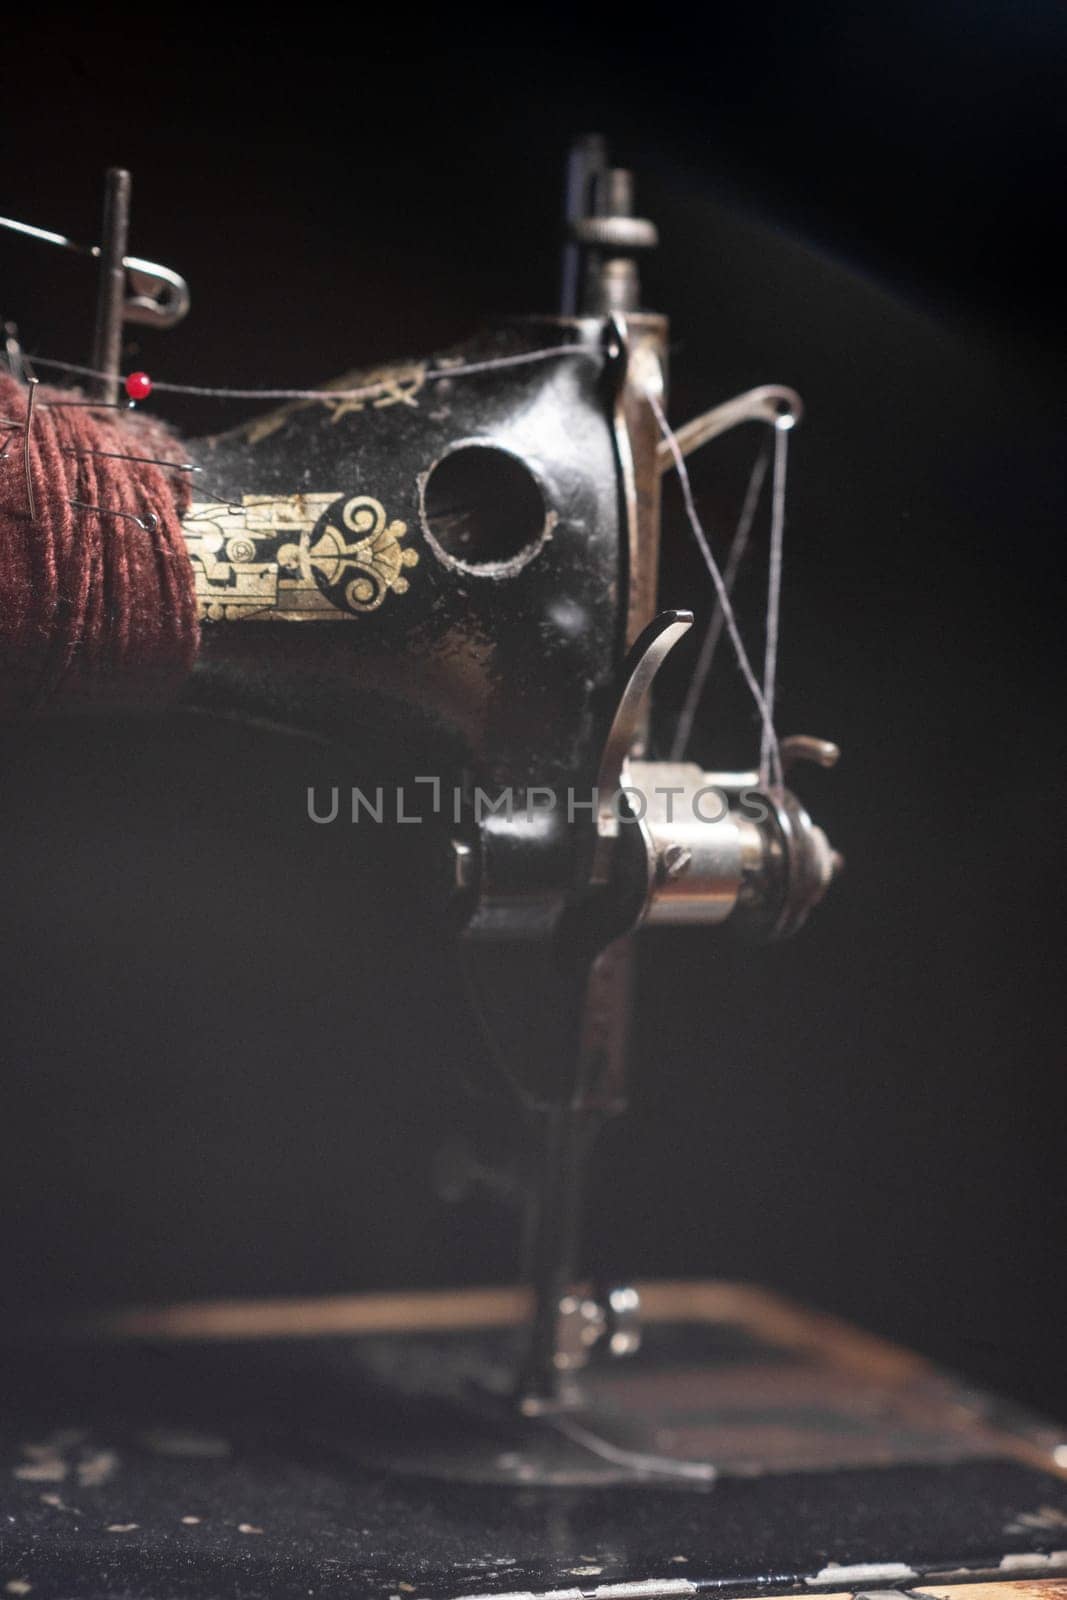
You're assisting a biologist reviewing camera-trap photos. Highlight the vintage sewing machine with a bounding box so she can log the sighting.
[1,144,1065,1600]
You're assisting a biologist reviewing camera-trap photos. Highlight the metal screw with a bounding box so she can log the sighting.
[662,843,692,879]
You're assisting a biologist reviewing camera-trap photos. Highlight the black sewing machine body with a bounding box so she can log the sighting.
[186,317,654,787]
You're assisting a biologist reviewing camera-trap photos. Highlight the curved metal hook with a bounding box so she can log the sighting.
[655,383,803,474]
[122,256,191,330]
[591,610,693,884]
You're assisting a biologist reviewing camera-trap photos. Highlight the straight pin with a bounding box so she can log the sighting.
[69,499,158,534]
[23,378,38,521]
[61,446,201,473]
[41,398,136,411]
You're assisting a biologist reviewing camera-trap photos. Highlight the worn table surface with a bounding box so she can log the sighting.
[2,1282,1065,1600]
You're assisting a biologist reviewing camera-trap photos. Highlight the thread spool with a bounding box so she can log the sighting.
[0,373,198,714]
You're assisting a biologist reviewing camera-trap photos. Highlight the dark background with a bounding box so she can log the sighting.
[1,10,1064,1419]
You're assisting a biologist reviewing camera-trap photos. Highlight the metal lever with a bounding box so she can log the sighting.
[781,734,840,773]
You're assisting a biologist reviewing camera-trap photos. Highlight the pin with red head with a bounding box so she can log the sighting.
[124,371,152,402]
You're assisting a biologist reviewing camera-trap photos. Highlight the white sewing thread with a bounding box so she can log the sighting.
[669,441,769,762]
[28,344,599,403]
[649,391,781,785]
[759,419,789,787]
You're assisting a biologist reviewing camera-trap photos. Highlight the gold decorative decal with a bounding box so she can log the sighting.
[239,363,427,445]
[324,363,426,424]
[183,494,419,621]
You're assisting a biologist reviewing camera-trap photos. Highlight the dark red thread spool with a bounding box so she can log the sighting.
[0,373,199,715]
